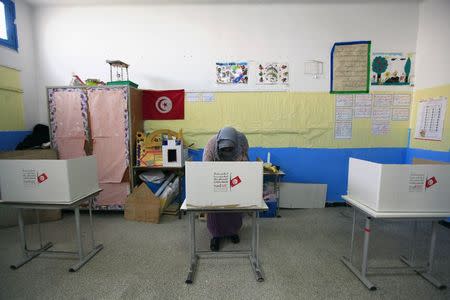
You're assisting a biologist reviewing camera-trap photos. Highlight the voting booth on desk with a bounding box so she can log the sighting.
[347,158,450,213]
[185,161,263,207]
[0,156,99,204]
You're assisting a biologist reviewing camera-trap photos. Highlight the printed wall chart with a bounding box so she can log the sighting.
[414,97,447,141]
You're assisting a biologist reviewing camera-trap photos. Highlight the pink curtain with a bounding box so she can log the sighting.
[53,90,86,158]
[97,183,130,206]
[87,89,127,138]
[54,91,85,138]
[93,137,127,183]
[88,89,128,183]
[57,138,86,159]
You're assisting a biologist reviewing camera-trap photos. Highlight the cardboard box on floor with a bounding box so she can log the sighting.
[0,149,62,228]
[124,183,161,223]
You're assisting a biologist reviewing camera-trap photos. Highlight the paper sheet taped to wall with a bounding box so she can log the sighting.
[331,41,371,93]
[414,97,447,141]
[392,108,410,121]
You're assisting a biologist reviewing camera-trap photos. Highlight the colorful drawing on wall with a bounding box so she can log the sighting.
[371,53,415,86]
[256,63,289,84]
[330,41,371,94]
[216,62,248,84]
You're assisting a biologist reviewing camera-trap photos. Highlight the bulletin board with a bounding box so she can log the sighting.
[0,66,25,130]
[330,41,371,94]
[145,91,410,149]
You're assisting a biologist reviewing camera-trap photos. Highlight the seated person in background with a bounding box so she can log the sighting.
[203,126,249,251]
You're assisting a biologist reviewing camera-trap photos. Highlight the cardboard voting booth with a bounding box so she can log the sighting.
[0,156,99,204]
[185,161,263,207]
[347,158,450,213]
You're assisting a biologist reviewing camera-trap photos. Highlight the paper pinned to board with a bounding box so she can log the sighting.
[372,121,390,135]
[336,94,354,107]
[186,93,201,102]
[372,107,391,121]
[335,108,353,121]
[393,94,411,106]
[202,93,215,102]
[392,107,410,121]
[354,94,372,106]
[354,106,372,118]
[374,94,393,107]
[335,121,352,139]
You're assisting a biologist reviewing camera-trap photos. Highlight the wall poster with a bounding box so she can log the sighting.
[330,41,371,94]
[371,52,415,86]
[216,62,248,84]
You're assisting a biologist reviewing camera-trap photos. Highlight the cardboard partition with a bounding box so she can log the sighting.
[185,161,263,207]
[348,158,450,213]
[0,156,99,204]
[0,149,61,227]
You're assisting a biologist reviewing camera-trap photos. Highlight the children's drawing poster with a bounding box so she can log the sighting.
[371,53,415,86]
[216,62,248,84]
[330,41,371,94]
[257,63,289,85]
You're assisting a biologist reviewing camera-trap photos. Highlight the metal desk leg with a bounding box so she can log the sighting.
[186,212,198,284]
[250,211,264,282]
[69,205,104,272]
[276,175,281,218]
[178,175,182,219]
[75,207,84,258]
[36,210,43,248]
[349,207,356,263]
[400,221,446,289]
[10,208,53,270]
[88,197,96,249]
[341,216,376,291]
[18,208,27,255]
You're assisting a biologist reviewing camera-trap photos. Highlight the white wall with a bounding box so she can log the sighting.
[414,0,450,90]
[33,2,419,123]
[0,0,38,129]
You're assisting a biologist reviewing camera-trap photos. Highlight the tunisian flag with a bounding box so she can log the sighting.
[142,89,184,120]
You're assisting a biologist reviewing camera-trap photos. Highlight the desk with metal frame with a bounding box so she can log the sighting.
[341,195,449,291]
[0,190,103,272]
[181,200,268,284]
[263,170,285,217]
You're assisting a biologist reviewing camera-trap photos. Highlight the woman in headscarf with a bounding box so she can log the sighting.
[202,127,249,251]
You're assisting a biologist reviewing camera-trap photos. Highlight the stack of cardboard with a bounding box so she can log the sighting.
[124,183,160,223]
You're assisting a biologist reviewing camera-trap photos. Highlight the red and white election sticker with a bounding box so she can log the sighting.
[230,176,242,188]
[37,173,48,183]
[425,176,437,189]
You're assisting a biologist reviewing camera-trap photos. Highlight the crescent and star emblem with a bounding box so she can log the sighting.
[155,96,173,114]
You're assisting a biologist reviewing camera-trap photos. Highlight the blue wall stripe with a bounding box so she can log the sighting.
[189,147,406,202]
[405,148,450,164]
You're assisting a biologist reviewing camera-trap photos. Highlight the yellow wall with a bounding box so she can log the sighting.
[410,84,450,152]
[0,66,25,130]
[145,91,410,149]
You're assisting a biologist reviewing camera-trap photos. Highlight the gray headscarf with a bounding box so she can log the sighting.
[215,127,238,161]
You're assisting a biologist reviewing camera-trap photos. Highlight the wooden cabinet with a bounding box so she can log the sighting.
[47,86,143,210]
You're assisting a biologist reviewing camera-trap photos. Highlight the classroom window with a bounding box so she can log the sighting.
[0,0,18,51]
